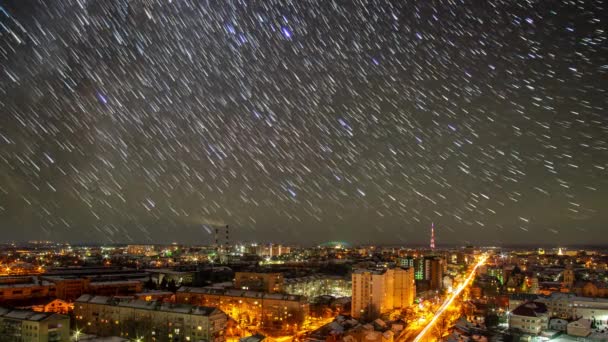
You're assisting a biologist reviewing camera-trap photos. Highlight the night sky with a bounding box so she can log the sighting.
[0,0,606,246]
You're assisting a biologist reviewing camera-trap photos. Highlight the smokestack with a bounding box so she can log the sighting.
[225,225,229,249]
[430,222,436,250]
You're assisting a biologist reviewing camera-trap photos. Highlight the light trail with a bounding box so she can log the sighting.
[412,255,487,342]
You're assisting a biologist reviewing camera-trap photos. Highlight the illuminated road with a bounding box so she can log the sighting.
[225,316,336,342]
[411,255,487,342]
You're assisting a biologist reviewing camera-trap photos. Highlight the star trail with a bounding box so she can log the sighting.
[0,0,606,245]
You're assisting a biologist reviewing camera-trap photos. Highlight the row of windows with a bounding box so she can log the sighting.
[522,326,539,331]
[520,319,538,323]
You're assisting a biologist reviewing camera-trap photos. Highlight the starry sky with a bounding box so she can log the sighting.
[0,0,606,246]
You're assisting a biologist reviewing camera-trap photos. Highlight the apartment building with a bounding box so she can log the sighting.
[74,294,227,342]
[508,301,549,335]
[234,272,283,293]
[0,307,70,342]
[176,287,308,332]
[351,267,415,320]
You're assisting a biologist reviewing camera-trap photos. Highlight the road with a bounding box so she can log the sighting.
[409,255,487,342]
[226,315,336,342]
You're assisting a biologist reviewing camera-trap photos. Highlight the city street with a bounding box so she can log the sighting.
[397,255,487,342]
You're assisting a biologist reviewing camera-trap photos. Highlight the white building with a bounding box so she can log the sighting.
[571,296,608,330]
[548,318,568,331]
[508,302,549,335]
[351,267,415,320]
[567,318,592,337]
[538,293,608,330]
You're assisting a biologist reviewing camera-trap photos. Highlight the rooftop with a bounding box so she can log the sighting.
[0,307,67,322]
[511,301,548,317]
[178,286,305,302]
[352,268,387,275]
[239,334,268,342]
[75,295,222,316]
[283,274,347,283]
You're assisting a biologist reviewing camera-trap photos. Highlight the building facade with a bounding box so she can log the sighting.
[126,245,156,256]
[508,302,549,335]
[176,287,308,333]
[351,267,415,320]
[0,278,56,302]
[283,275,351,301]
[0,307,70,342]
[74,294,227,342]
[234,272,283,293]
[424,257,444,291]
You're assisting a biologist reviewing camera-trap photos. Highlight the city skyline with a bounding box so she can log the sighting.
[1,0,606,245]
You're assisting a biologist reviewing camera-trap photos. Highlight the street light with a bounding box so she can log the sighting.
[73,329,81,341]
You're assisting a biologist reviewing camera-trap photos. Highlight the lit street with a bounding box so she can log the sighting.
[397,255,487,342]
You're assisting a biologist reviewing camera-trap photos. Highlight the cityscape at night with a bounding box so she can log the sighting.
[0,0,607,341]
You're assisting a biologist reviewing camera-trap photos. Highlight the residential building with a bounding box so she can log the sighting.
[535,293,608,330]
[176,287,308,332]
[486,267,504,285]
[74,294,227,342]
[573,281,608,298]
[255,244,290,258]
[567,318,592,337]
[508,301,549,335]
[126,245,156,256]
[563,266,575,288]
[283,275,351,301]
[508,293,540,312]
[571,297,608,330]
[540,292,576,319]
[14,298,73,315]
[41,276,143,301]
[0,278,56,302]
[396,257,415,268]
[423,256,444,291]
[0,307,70,342]
[351,267,415,320]
[234,272,283,293]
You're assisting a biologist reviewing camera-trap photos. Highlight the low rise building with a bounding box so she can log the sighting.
[0,278,56,302]
[176,287,308,332]
[0,275,143,307]
[13,298,73,315]
[343,324,394,342]
[534,293,608,330]
[74,294,227,342]
[42,276,144,301]
[548,318,568,332]
[567,318,592,337]
[539,292,576,319]
[573,281,608,298]
[146,269,195,286]
[126,245,156,256]
[508,293,541,312]
[508,301,549,335]
[0,307,70,342]
[283,275,351,300]
[135,291,175,302]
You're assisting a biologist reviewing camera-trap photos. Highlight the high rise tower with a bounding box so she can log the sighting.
[430,222,436,250]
